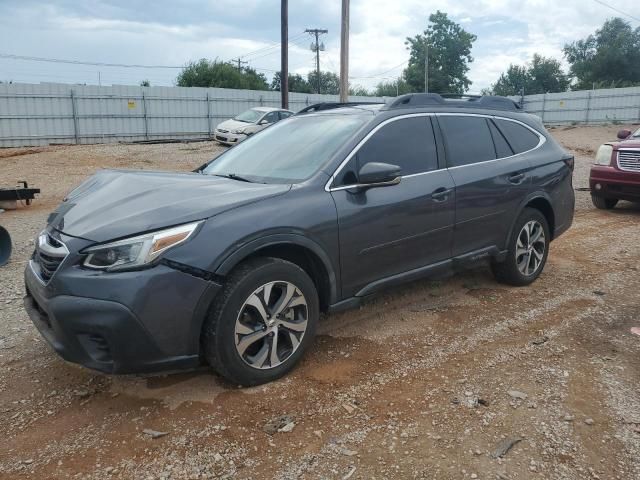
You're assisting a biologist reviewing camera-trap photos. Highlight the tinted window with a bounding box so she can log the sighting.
[494,119,540,153]
[488,120,514,158]
[336,117,437,185]
[279,111,292,120]
[439,116,496,167]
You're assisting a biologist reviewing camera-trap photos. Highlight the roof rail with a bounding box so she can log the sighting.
[384,93,521,112]
[297,102,383,114]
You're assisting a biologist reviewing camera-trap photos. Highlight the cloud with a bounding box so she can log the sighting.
[0,0,630,91]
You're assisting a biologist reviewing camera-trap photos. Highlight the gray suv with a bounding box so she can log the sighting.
[24,94,575,386]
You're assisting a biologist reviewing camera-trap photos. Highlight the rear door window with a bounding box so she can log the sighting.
[439,116,496,167]
[494,119,540,153]
[335,116,438,186]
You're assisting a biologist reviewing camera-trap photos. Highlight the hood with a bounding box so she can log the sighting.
[48,169,290,242]
[217,119,254,131]
[617,137,640,148]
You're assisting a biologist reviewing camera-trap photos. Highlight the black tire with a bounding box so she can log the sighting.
[202,257,319,386]
[591,195,618,210]
[491,208,550,286]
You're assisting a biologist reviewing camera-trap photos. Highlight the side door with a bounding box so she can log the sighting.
[437,114,536,257]
[329,115,456,298]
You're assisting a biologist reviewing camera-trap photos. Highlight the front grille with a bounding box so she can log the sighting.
[33,233,68,283]
[217,129,229,133]
[618,150,640,172]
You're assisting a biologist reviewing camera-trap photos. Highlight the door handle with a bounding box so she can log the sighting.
[508,172,526,184]
[431,187,452,202]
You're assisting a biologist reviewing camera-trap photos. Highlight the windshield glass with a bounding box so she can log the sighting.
[633,127,640,137]
[203,114,368,183]
[234,109,263,123]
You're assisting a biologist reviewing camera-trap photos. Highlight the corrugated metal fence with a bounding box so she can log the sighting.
[0,83,386,148]
[513,85,640,125]
[2,82,639,147]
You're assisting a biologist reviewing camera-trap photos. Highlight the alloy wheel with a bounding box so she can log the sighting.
[515,220,546,276]
[234,281,308,370]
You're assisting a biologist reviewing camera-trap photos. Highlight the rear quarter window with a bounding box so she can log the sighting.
[494,119,541,154]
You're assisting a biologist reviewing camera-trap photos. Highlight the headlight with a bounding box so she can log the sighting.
[82,221,202,271]
[232,128,246,134]
[594,145,613,166]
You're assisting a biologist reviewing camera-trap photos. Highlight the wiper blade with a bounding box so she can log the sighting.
[213,173,255,183]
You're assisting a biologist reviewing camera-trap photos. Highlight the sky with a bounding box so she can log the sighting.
[0,0,637,92]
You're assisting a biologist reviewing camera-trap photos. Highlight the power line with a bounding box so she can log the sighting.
[349,60,408,79]
[591,0,640,22]
[0,53,184,69]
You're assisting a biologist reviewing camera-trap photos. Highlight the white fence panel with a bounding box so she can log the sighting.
[0,83,386,147]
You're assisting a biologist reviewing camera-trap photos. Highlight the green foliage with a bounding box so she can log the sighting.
[374,78,412,97]
[307,70,340,94]
[564,18,640,90]
[403,11,477,94]
[140,79,151,87]
[270,72,312,93]
[176,59,269,90]
[490,54,569,96]
[348,84,372,96]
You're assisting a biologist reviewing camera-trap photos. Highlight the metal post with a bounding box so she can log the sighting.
[142,90,149,140]
[70,89,79,145]
[281,0,289,109]
[585,90,592,124]
[424,42,428,93]
[339,0,350,102]
[206,92,212,137]
[541,93,547,124]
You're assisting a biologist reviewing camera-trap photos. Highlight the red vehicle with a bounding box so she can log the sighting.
[590,127,640,209]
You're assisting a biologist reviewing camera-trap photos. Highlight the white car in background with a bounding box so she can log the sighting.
[213,107,294,145]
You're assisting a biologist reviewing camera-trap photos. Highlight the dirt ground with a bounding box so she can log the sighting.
[0,125,639,480]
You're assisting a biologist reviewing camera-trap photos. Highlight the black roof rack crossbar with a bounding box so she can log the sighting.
[297,102,383,114]
[384,93,521,112]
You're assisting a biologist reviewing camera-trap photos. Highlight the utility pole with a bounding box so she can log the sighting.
[339,0,349,102]
[306,28,328,94]
[231,57,248,71]
[281,0,289,109]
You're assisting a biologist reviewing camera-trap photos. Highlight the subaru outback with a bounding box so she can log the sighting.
[24,93,575,386]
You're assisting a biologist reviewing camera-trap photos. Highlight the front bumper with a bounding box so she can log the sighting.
[24,253,221,374]
[213,130,247,145]
[590,166,640,201]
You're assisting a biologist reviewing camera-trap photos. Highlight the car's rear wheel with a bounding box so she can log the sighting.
[591,195,618,210]
[202,257,318,386]
[491,208,550,286]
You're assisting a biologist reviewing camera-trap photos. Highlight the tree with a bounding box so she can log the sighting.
[403,11,476,94]
[348,84,372,96]
[270,72,312,93]
[374,78,412,97]
[140,79,151,87]
[307,71,340,94]
[176,59,269,90]
[564,18,640,90]
[490,54,568,96]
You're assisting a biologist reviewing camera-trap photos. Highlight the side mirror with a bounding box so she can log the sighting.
[259,119,269,125]
[357,162,402,187]
[617,129,632,140]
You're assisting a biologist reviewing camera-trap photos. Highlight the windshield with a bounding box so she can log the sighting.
[634,128,640,138]
[234,109,263,123]
[203,114,368,183]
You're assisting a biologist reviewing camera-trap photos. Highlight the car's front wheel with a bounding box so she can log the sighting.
[491,208,550,286]
[591,195,618,210]
[202,257,319,386]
